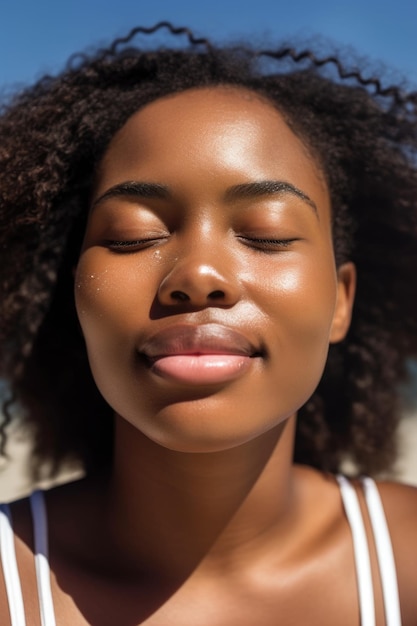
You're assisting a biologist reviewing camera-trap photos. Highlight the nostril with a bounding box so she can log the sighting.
[170,290,190,302]
[208,290,225,300]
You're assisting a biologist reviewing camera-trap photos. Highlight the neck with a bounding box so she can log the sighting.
[105,415,297,580]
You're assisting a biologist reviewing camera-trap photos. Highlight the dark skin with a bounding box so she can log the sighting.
[2,87,417,625]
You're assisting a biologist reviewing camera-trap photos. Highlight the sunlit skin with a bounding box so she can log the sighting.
[54,86,366,625]
[6,88,417,626]
[75,87,354,455]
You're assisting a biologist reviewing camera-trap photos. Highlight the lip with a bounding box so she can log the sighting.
[138,324,262,385]
[139,323,260,359]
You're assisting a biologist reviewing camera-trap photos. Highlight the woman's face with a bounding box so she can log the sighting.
[75,87,355,452]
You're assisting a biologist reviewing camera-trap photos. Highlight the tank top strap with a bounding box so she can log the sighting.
[337,475,402,626]
[0,492,56,626]
[30,491,56,626]
[361,477,401,626]
[337,475,376,626]
[0,503,26,626]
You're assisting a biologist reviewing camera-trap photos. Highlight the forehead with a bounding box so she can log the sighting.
[96,86,329,209]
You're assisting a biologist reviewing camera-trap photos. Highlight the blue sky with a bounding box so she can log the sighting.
[1,0,417,92]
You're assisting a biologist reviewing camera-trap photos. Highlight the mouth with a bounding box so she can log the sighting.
[138,324,262,385]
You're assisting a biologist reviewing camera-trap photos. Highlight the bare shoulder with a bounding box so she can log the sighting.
[376,480,417,623]
[375,479,417,549]
[376,479,417,542]
[0,481,94,626]
[0,494,40,626]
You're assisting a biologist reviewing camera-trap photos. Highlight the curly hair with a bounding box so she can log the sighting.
[1,23,417,478]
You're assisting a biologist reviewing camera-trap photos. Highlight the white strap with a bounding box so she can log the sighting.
[362,477,402,626]
[0,504,27,626]
[337,475,376,626]
[30,492,56,626]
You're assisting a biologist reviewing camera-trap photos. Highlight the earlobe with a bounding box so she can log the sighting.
[330,262,356,343]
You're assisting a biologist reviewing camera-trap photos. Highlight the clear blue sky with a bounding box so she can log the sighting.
[1,0,417,92]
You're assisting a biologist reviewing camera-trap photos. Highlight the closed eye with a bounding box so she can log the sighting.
[104,237,168,252]
[237,236,299,251]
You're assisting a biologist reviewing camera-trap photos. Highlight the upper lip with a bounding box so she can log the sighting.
[139,324,261,360]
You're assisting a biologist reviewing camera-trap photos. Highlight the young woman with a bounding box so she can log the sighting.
[1,22,417,626]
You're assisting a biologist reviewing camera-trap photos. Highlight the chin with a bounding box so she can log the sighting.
[120,400,293,456]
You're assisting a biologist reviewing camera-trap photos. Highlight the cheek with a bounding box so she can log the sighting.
[74,252,142,354]
[75,249,155,323]
[255,258,338,413]
[74,252,143,409]
[254,253,338,358]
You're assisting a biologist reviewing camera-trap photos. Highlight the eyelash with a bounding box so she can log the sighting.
[105,238,166,252]
[105,236,298,253]
[238,236,298,250]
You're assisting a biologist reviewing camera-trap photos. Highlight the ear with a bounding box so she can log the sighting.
[329,262,356,343]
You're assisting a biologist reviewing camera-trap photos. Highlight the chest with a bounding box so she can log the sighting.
[8,539,387,626]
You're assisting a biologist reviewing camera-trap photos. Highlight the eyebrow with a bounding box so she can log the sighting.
[92,181,169,206]
[92,179,318,214]
[224,181,317,213]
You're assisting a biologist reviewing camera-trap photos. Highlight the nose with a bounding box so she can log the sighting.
[157,252,241,308]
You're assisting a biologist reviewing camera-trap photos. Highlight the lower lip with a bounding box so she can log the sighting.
[149,354,252,385]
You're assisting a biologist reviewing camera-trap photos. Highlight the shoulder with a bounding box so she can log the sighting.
[375,479,417,550]
[0,480,92,626]
[376,477,417,507]
[375,479,417,549]
[373,480,417,624]
[0,494,39,626]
